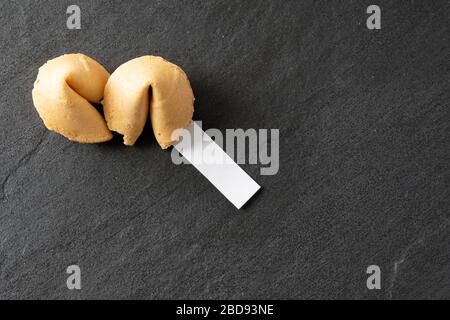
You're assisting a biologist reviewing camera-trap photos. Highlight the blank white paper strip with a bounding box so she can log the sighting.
[173,122,260,209]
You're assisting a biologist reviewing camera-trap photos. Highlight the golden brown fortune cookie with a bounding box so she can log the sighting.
[103,56,194,149]
[32,53,113,143]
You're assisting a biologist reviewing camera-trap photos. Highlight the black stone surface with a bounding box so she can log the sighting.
[0,0,449,299]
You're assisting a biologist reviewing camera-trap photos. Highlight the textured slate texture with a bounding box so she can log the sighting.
[0,0,449,299]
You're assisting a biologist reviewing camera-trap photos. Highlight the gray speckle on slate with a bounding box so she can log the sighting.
[0,0,449,299]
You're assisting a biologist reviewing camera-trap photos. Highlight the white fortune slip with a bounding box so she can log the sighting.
[173,121,260,209]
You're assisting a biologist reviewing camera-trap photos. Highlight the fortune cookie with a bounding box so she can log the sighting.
[32,53,112,143]
[103,56,194,148]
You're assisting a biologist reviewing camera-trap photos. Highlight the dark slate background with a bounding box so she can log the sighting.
[0,0,449,300]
